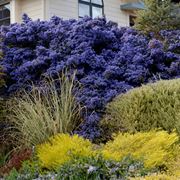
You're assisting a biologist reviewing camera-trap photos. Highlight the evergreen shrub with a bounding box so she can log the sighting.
[102,131,179,169]
[131,174,179,180]
[102,79,180,138]
[37,134,95,170]
[135,0,180,36]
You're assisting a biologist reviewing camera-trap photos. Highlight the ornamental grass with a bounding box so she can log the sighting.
[9,73,82,147]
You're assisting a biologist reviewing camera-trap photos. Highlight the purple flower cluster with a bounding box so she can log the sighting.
[1,15,180,140]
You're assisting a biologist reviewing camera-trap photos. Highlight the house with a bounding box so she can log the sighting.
[0,0,145,26]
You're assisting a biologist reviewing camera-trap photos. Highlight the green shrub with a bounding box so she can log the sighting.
[9,73,82,147]
[101,79,180,139]
[5,168,19,180]
[135,0,180,36]
[6,156,147,180]
[5,160,50,180]
[57,156,149,180]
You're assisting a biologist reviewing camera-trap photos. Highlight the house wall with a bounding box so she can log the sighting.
[10,0,44,23]
[10,0,21,23]
[46,0,131,26]
[10,0,134,26]
[20,0,43,20]
[104,0,130,26]
[47,0,78,20]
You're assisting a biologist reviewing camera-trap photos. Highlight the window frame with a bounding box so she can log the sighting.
[78,0,104,18]
[129,15,136,27]
[0,0,10,6]
[0,1,10,26]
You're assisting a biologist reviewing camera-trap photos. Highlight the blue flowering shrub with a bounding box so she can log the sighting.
[1,15,180,140]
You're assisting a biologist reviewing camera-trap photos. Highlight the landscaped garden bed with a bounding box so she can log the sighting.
[0,11,179,180]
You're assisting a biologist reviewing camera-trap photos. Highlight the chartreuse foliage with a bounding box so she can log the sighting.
[102,79,180,138]
[131,174,179,180]
[1,15,180,140]
[6,131,180,179]
[166,149,180,177]
[9,73,82,147]
[37,131,179,172]
[102,131,179,169]
[37,134,96,170]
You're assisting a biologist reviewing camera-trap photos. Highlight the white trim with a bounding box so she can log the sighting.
[10,0,16,23]
[42,0,45,20]
[10,0,22,23]
[44,0,50,20]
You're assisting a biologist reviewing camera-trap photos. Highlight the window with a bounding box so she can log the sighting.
[79,0,104,18]
[0,2,10,26]
[171,0,180,3]
[129,15,136,27]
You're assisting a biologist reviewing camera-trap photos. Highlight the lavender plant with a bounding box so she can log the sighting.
[0,15,180,140]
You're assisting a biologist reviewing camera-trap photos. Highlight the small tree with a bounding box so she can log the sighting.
[135,0,180,37]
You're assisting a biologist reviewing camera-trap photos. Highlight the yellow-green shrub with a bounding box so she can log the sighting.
[166,149,180,177]
[102,131,179,169]
[131,174,179,180]
[37,134,96,170]
[101,79,180,139]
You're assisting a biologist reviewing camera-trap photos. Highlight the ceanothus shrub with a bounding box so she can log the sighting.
[1,15,180,140]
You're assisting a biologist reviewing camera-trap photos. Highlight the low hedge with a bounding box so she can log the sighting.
[101,79,180,139]
[37,134,95,170]
[5,131,180,179]
[102,131,179,169]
